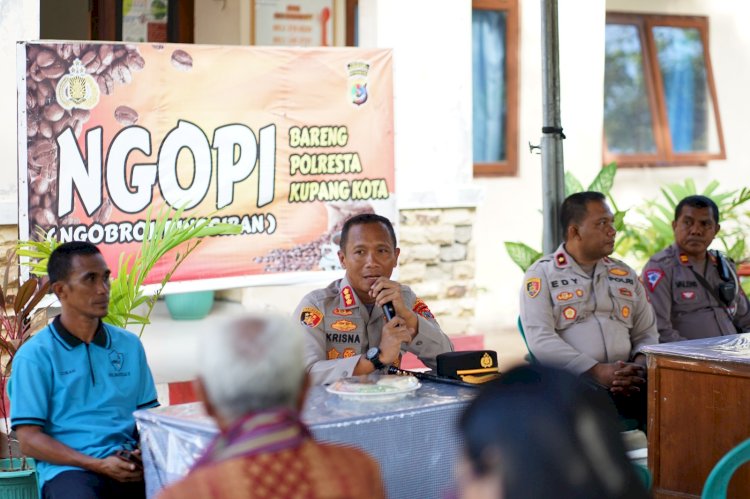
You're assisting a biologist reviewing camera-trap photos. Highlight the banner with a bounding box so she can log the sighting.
[18,42,395,287]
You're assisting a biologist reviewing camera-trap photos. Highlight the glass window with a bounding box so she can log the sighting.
[473,0,518,176]
[604,14,725,166]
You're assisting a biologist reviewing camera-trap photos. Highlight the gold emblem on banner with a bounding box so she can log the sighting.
[56,59,100,110]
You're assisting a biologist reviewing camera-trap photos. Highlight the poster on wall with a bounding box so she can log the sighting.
[17,42,394,289]
[253,0,335,46]
[122,0,169,43]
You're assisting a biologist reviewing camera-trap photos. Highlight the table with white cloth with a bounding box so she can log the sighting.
[134,380,477,499]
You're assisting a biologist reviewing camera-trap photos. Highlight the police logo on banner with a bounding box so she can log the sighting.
[347,62,370,106]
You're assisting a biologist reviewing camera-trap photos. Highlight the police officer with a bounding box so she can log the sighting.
[294,213,453,385]
[520,192,657,427]
[643,195,750,342]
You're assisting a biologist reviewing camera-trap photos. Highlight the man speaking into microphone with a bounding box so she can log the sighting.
[294,214,453,385]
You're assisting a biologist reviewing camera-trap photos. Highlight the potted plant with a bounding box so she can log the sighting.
[0,248,49,493]
[18,204,241,336]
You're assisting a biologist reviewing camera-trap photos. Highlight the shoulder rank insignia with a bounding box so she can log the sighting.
[341,286,356,307]
[331,319,357,332]
[413,298,435,319]
[644,269,664,292]
[555,252,568,267]
[526,278,542,298]
[300,307,323,328]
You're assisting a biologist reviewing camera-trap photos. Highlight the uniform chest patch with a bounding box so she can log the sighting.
[332,308,353,316]
[526,278,541,298]
[622,306,630,318]
[300,307,323,327]
[327,348,340,359]
[681,291,696,300]
[562,306,577,320]
[331,319,357,332]
[575,289,584,297]
[342,348,356,358]
[619,287,632,297]
[644,269,664,292]
[557,291,574,301]
[609,268,629,276]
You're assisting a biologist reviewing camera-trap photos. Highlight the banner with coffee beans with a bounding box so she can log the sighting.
[18,42,395,288]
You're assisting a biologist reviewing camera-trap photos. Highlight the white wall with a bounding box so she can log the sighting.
[0,0,39,224]
[358,0,478,209]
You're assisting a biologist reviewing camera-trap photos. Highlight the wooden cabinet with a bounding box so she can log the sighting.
[646,335,750,498]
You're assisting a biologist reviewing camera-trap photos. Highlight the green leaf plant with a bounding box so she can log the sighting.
[0,248,50,469]
[18,204,241,337]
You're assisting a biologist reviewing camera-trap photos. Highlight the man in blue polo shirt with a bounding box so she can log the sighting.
[10,241,159,499]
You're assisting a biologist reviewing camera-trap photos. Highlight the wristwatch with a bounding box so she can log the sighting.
[366,347,386,370]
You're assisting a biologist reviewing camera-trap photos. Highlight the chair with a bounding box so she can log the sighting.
[516,316,538,364]
[701,438,750,498]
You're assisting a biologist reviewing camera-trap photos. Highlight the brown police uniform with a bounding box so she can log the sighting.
[520,244,658,375]
[295,276,453,385]
[642,244,750,342]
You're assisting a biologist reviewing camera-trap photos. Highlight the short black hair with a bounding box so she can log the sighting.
[48,241,101,284]
[560,191,606,241]
[339,214,397,251]
[674,195,720,224]
[459,364,648,498]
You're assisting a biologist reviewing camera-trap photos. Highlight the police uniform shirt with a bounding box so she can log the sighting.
[9,316,159,488]
[643,244,750,342]
[520,244,658,375]
[295,276,453,385]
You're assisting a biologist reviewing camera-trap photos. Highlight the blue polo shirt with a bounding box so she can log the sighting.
[9,316,159,487]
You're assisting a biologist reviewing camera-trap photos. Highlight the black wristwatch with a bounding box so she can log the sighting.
[366,347,386,370]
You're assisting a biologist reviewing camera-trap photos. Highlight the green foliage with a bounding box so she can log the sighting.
[18,205,241,336]
[504,242,543,274]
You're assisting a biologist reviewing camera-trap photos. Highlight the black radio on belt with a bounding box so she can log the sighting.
[713,250,737,306]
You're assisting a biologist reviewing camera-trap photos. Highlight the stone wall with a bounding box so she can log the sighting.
[398,208,476,336]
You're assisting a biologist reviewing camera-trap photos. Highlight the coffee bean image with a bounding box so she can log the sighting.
[94,198,113,224]
[170,49,193,71]
[24,42,147,236]
[114,105,139,126]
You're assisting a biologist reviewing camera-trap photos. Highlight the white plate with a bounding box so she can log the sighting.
[326,375,421,402]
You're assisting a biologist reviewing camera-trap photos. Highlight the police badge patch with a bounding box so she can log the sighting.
[526,278,541,298]
[300,307,323,328]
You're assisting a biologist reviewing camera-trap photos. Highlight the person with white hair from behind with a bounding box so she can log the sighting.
[158,313,385,499]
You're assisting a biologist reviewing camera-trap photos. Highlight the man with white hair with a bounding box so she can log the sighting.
[157,313,385,499]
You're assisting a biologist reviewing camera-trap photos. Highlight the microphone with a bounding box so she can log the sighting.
[383,301,396,321]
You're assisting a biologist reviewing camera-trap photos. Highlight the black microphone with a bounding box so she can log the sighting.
[383,301,396,321]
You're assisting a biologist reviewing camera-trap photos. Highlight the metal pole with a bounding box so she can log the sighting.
[540,0,566,254]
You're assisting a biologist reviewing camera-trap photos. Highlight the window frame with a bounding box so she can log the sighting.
[604,12,726,167]
[472,0,519,177]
